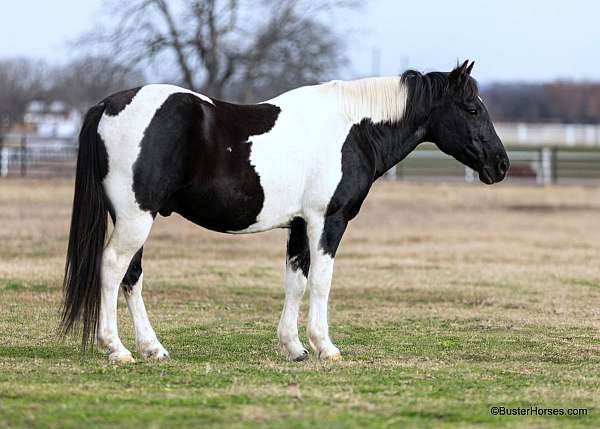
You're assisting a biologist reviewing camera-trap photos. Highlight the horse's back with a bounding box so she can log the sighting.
[97,84,303,232]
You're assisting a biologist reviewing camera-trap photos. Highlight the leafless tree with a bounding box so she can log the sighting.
[84,0,359,102]
[0,58,46,130]
[0,56,145,131]
[48,56,146,111]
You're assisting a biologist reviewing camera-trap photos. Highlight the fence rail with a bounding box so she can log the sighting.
[1,134,599,185]
[0,134,77,178]
[495,122,600,147]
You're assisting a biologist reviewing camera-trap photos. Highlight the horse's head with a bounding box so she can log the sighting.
[425,61,509,184]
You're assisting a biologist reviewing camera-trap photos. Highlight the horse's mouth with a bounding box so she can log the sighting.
[479,168,495,185]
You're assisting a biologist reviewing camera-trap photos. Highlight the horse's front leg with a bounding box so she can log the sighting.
[305,212,347,361]
[278,218,310,361]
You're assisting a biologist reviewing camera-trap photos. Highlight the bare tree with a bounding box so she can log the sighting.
[48,56,146,111]
[85,0,359,101]
[0,58,46,130]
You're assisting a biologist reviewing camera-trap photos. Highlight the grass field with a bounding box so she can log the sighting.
[1,179,599,428]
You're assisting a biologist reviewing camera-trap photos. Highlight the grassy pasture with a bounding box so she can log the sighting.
[1,179,599,428]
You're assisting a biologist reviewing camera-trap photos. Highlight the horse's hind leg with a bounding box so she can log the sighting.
[278,218,310,361]
[97,212,153,363]
[121,248,169,360]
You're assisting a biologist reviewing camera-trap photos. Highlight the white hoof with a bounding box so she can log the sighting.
[279,336,310,362]
[311,341,342,362]
[108,350,136,364]
[138,341,170,361]
[310,339,341,361]
[319,347,342,361]
[281,342,309,362]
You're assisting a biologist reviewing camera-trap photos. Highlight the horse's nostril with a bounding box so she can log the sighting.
[498,159,509,175]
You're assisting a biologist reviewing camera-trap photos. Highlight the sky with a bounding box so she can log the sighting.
[1,0,599,83]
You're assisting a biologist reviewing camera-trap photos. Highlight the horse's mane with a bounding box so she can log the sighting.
[334,77,407,124]
[400,68,479,125]
[329,65,479,126]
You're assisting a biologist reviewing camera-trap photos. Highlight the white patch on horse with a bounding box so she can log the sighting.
[303,213,340,360]
[231,77,407,234]
[278,261,308,361]
[99,84,214,221]
[95,84,212,362]
[124,274,169,360]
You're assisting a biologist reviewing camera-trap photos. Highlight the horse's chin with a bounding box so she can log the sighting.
[478,169,495,185]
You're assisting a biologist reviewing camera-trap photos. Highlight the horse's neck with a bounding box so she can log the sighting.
[360,121,425,179]
[334,77,425,178]
[336,77,406,124]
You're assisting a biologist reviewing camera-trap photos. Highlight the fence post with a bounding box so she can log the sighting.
[464,167,475,183]
[537,147,555,185]
[0,134,5,177]
[551,148,558,183]
[20,135,27,177]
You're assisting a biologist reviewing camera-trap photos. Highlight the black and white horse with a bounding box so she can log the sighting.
[62,60,509,363]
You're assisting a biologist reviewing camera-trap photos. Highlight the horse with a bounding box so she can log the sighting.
[61,60,509,363]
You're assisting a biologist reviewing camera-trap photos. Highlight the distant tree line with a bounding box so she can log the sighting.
[0,56,143,131]
[85,0,356,102]
[2,0,600,131]
[0,0,357,132]
[483,82,600,124]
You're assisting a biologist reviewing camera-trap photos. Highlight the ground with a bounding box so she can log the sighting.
[0,179,599,429]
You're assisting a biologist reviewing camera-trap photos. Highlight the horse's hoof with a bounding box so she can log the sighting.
[293,349,309,362]
[319,348,342,362]
[142,348,170,361]
[139,341,170,361]
[280,341,309,362]
[109,352,136,364]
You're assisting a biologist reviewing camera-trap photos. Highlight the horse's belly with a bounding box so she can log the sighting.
[235,140,306,233]
[170,173,302,234]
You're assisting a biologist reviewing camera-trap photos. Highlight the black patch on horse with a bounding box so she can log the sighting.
[287,217,310,277]
[104,87,142,116]
[121,247,143,293]
[131,92,280,232]
[319,119,423,257]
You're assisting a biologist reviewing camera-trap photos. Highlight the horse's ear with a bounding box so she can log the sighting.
[466,61,474,75]
[449,60,472,90]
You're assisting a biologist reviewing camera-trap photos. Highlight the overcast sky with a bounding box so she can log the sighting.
[1,0,599,83]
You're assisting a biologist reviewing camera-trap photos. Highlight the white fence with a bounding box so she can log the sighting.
[0,134,77,177]
[2,124,600,184]
[495,123,600,147]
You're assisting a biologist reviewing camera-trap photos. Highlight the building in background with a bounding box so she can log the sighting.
[23,100,81,139]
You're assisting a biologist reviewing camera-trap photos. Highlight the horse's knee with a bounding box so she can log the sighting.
[121,248,143,293]
[102,246,119,273]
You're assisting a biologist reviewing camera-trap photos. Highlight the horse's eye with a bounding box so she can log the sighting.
[467,108,477,116]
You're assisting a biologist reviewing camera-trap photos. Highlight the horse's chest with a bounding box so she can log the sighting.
[242,129,345,231]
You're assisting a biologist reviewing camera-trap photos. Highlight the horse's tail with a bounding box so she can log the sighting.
[60,102,109,350]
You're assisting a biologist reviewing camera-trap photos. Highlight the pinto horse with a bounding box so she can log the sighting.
[61,60,509,363]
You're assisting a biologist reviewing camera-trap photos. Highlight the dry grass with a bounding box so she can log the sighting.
[1,179,599,428]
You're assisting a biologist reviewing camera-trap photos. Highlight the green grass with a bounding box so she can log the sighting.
[1,179,600,428]
[1,302,598,428]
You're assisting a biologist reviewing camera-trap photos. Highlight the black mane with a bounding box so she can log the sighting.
[401,68,479,125]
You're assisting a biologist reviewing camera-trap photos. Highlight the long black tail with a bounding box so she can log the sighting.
[61,102,109,350]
